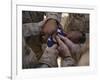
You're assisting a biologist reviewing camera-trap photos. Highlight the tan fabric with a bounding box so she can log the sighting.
[22,12,61,63]
[22,21,44,37]
[39,47,58,67]
[61,57,76,67]
[78,51,89,66]
[46,12,61,22]
[22,38,38,68]
[78,34,89,66]
[64,13,89,33]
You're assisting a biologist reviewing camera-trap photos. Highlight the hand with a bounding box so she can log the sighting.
[56,36,71,58]
[41,19,57,43]
[42,19,57,34]
[58,34,81,54]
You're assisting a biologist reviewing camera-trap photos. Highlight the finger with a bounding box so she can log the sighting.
[58,46,64,51]
[51,44,57,49]
[56,36,64,46]
[58,34,66,41]
[58,34,75,48]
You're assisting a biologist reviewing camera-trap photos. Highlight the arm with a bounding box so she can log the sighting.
[56,36,77,66]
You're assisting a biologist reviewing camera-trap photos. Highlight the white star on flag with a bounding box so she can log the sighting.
[57,29,61,33]
[48,38,51,41]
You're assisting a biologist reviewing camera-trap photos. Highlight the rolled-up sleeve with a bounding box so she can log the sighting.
[61,57,77,67]
[46,12,62,23]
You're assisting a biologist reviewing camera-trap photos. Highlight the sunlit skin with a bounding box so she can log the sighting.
[42,19,57,35]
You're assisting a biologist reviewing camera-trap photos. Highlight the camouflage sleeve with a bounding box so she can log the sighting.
[61,56,77,67]
[22,11,45,37]
[22,21,44,37]
[22,12,62,37]
[22,37,38,68]
[46,12,62,23]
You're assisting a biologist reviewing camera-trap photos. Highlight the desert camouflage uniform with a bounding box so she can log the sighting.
[22,12,88,68]
[64,13,89,66]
